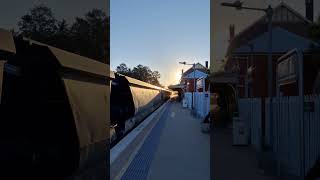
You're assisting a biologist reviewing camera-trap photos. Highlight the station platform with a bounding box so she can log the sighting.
[212,128,277,180]
[118,101,210,180]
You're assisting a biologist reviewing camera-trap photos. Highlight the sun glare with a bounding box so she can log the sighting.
[175,71,182,84]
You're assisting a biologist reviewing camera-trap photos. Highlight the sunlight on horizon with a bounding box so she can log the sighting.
[175,70,182,84]
[110,63,184,87]
[110,56,198,87]
[162,69,183,87]
[111,0,209,87]
[161,64,192,87]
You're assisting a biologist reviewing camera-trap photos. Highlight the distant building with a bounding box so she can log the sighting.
[181,63,209,92]
[210,1,320,125]
[214,2,320,98]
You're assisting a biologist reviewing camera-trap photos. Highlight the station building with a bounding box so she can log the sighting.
[211,2,320,126]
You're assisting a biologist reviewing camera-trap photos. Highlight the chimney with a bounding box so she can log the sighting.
[306,0,314,22]
[205,61,208,68]
[229,24,235,43]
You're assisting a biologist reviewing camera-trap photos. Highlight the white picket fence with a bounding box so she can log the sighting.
[183,92,193,109]
[238,98,262,151]
[239,95,320,178]
[302,95,320,176]
[266,96,303,177]
[182,92,210,118]
[194,92,210,118]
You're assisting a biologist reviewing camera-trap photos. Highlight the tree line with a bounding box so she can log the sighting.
[116,63,163,87]
[13,5,161,86]
[13,5,109,64]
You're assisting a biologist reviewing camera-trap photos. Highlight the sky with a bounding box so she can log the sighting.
[110,0,210,87]
[211,0,320,72]
[0,0,108,30]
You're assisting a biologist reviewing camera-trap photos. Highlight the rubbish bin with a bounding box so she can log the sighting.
[232,116,248,145]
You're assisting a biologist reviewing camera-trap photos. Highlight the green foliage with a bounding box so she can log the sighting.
[17,5,109,64]
[116,63,132,76]
[18,5,57,41]
[69,9,108,63]
[116,63,162,87]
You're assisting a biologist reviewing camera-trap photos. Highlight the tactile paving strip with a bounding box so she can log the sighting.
[120,103,172,180]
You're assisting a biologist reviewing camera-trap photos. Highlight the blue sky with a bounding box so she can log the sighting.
[111,0,210,86]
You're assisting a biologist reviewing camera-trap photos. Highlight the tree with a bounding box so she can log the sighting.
[150,71,161,86]
[69,9,108,63]
[17,5,109,64]
[115,63,162,87]
[116,63,131,76]
[56,19,69,37]
[50,19,71,50]
[131,65,153,83]
[18,5,57,42]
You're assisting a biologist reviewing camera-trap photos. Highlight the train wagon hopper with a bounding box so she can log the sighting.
[0,28,16,101]
[110,73,172,146]
[110,72,134,143]
[0,34,110,179]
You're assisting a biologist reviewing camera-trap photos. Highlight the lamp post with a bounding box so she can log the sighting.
[221,1,273,98]
[221,1,274,153]
[247,43,254,98]
[179,61,196,109]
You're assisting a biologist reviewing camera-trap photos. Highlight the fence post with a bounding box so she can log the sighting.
[301,95,305,177]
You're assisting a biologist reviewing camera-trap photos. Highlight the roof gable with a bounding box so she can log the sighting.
[227,2,312,56]
[270,2,311,24]
[183,63,208,76]
[194,63,206,69]
[182,69,208,79]
[234,27,319,53]
[237,3,311,38]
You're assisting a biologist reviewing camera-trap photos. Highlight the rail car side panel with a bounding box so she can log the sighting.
[0,60,5,102]
[62,78,108,171]
[124,86,162,131]
[129,86,161,114]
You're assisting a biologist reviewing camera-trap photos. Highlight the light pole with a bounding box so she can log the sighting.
[247,43,254,98]
[221,1,273,98]
[179,61,196,109]
[221,1,274,152]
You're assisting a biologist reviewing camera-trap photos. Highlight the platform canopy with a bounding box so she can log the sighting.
[168,84,185,90]
[210,72,239,84]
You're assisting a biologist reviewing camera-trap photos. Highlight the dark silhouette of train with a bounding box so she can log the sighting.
[110,72,172,145]
[0,28,172,179]
[0,29,110,179]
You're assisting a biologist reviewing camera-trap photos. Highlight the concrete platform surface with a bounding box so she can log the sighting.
[147,102,210,180]
[120,101,210,180]
[212,128,277,180]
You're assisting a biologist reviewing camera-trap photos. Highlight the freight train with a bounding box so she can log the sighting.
[0,29,110,179]
[110,72,172,145]
[0,28,172,178]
